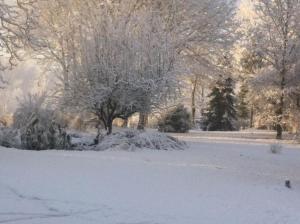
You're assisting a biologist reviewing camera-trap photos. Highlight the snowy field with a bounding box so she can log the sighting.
[172,129,299,144]
[1,134,300,224]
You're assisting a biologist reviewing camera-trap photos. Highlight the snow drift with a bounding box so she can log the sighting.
[73,130,187,151]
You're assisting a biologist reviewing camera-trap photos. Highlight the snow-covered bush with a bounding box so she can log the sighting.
[69,130,97,150]
[158,105,191,133]
[270,143,283,154]
[14,94,71,150]
[78,130,186,151]
[293,133,300,143]
[20,120,71,150]
[0,127,20,148]
[14,94,49,128]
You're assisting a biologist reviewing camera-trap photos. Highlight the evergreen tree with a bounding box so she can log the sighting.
[205,84,224,130]
[222,78,237,130]
[204,78,237,131]
[237,82,249,120]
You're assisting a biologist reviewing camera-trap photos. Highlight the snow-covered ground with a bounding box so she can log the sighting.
[173,129,299,144]
[1,134,300,224]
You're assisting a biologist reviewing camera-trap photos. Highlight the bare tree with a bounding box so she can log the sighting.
[248,0,300,139]
[26,0,238,132]
[0,0,34,86]
[60,1,178,136]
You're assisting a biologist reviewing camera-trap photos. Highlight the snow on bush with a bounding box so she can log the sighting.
[19,115,71,151]
[0,127,21,148]
[270,143,283,154]
[14,94,71,150]
[293,133,300,143]
[158,105,191,133]
[69,130,96,150]
[87,130,186,151]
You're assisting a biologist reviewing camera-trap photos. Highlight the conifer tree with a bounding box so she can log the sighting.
[237,82,249,120]
[222,78,237,130]
[205,84,224,131]
[204,78,237,131]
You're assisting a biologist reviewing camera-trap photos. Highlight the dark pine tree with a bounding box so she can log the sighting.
[237,82,249,120]
[222,77,237,131]
[204,78,237,131]
[205,83,224,131]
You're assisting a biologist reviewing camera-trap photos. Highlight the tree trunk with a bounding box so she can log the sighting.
[191,107,196,127]
[191,76,198,127]
[276,72,285,140]
[107,120,113,135]
[122,118,128,128]
[275,23,288,139]
[276,93,284,139]
[250,106,254,128]
[137,112,148,130]
[276,123,283,139]
[94,124,102,145]
[191,83,197,127]
[200,85,205,116]
[63,70,69,90]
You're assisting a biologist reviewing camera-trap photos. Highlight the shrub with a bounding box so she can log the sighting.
[158,105,191,133]
[0,127,20,148]
[70,130,101,150]
[70,130,186,151]
[14,94,71,150]
[293,133,300,143]
[270,143,282,154]
[92,130,186,151]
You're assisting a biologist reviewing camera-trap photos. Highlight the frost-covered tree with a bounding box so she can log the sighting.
[25,0,84,89]
[248,0,300,139]
[27,0,238,130]
[0,0,34,86]
[179,0,238,125]
[238,48,265,128]
[60,2,178,136]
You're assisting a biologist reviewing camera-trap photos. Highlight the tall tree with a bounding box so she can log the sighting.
[237,81,249,121]
[60,1,178,136]
[204,84,224,131]
[249,0,300,139]
[238,49,264,128]
[180,0,238,127]
[204,77,237,131]
[27,0,180,131]
[25,0,80,89]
